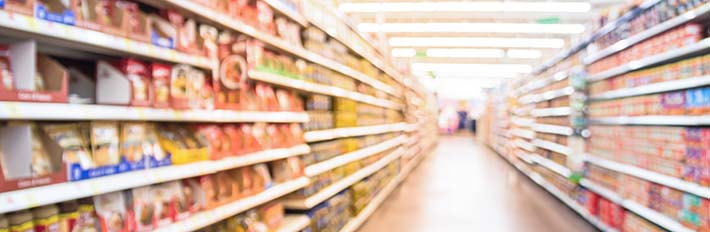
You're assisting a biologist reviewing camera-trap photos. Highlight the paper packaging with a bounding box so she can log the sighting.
[35,0,75,25]
[131,186,154,231]
[72,0,133,37]
[0,122,67,193]
[149,13,177,49]
[214,32,247,110]
[0,41,68,103]
[170,64,207,109]
[93,191,129,232]
[3,0,34,15]
[150,63,171,108]
[96,58,153,106]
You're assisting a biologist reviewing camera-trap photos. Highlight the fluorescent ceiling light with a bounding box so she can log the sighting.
[359,23,585,34]
[339,1,591,13]
[411,63,532,73]
[391,48,416,57]
[390,37,564,48]
[426,48,504,58]
[507,49,543,59]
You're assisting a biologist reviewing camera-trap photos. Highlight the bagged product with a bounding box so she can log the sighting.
[93,191,129,232]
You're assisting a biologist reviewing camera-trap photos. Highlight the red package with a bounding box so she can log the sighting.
[223,125,244,156]
[150,63,171,108]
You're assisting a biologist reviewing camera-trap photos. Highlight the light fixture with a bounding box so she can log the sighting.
[507,49,543,59]
[391,48,416,57]
[390,37,564,48]
[339,2,591,13]
[359,23,585,34]
[426,48,504,58]
[411,63,533,73]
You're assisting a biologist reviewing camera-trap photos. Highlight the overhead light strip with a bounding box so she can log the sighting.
[389,37,565,48]
[339,1,591,13]
[360,23,585,34]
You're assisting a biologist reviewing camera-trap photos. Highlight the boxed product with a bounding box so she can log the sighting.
[2,0,33,15]
[214,32,247,110]
[0,42,68,102]
[169,64,210,109]
[93,191,129,232]
[0,122,66,192]
[96,59,153,106]
[35,0,75,25]
[149,13,177,49]
[155,124,207,165]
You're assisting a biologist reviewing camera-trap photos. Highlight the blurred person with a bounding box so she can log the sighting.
[438,105,458,134]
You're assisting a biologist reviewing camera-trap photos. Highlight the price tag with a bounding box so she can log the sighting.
[4,102,20,118]
[27,17,39,31]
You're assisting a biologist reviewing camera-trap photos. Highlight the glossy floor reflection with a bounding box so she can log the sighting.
[358,134,597,232]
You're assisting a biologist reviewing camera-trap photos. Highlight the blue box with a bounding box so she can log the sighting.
[151,32,175,49]
[35,4,75,26]
[0,0,5,9]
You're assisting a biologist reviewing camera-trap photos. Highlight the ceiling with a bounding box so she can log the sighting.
[335,0,623,99]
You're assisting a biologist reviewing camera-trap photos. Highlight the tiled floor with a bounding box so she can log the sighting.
[358,134,597,232]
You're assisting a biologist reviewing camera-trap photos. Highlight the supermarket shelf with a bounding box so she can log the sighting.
[400,148,428,180]
[585,155,710,198]
[304,135,407,176]
[0,145,310,214]
[510,128,535,139]
[589,115,710,126]
[531,107,572,117]
[155,177,310,232]
[584,3,710,64]
[520,86,574,104]
[249,70,401,109]
[491,146,617,232]
[511,117,534,127]
[528,173,618,232]
[532,139,571,156]
[516,71,569,95]
[580,179,694,232]
[155,0,398,96]
[588,37,710,82]
[0,101,309,122]
[304,123,407,142]
[529,154,571,178]
[339,173,401,232]
[263,0,309,26]
[579,179,623,204]
[590,75,710,101]
[513,139,536,152]
[0,10,212,69]
[278,215,312,232]
[531,123,574,136]
[517,153,536,165]
[282,148,403,210]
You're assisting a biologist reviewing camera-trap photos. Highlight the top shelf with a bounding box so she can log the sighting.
[263,0,309,27]
[532,0,663,74]
[584,3,710,65]
[154,0,400,96]
[0,10,212,69]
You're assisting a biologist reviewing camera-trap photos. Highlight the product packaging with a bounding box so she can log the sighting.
[58,200,80,232]
[258,203,284,230]
[240,124,261,154]
[222,125,244,156]
[169,65,209,109]
[123,1,151,43]
[0,42,68,102]
[214,32,247,110]
[131,186,154,231]
[74,0,132,37]
[145,125,169,168]
[74,198,100,231]
[155,124,208,164]
[164,10,203,56]
[149,63,171,108]
[181,177,207,213]
[3,0,33,15]
[7,210,34,232]
[96,58,153,106]
[195,124,231,160]
[0,122,66,192]
[31,204,60,232]
[269,157,303,183]
[35,0,75,25]
[119,122,151,169]
[93,191,129,232]
[149,13,177,49]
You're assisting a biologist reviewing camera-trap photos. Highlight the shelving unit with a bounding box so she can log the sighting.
[0,0,439,230]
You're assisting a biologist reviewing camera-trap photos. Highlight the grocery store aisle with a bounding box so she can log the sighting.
[359,135,596,232]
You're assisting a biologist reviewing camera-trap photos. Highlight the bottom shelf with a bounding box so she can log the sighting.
[279,215,312,232]
[488,145,616,232]
[339,174,402,232]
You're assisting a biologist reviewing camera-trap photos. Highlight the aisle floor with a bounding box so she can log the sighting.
[359,134,597,232]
